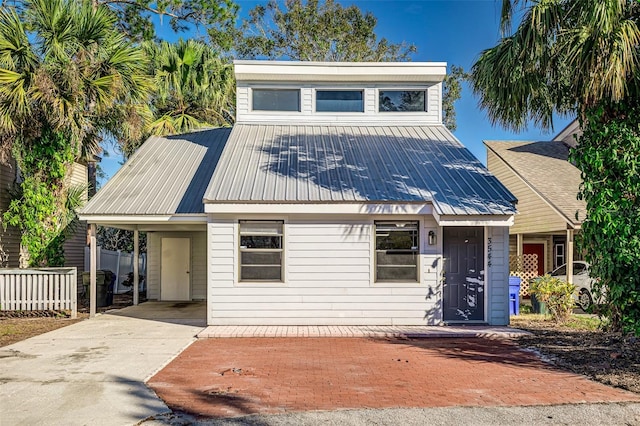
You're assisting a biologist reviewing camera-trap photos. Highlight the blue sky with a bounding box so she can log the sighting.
[99,0,573,184]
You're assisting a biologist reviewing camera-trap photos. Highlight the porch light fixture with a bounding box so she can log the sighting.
[428,230,436,246]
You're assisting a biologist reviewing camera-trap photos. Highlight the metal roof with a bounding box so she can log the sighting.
[205,124,516,216]
[81,128,231,215]
[485,140,585,225]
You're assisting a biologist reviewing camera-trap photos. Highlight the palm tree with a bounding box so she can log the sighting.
[0,0,151,157]
[470,0,640,333]
[470,0,640,131]
[0,0,151,265]
[145,39,234,140]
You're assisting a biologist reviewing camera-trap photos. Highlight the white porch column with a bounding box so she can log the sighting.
[516,233,523,256]
[133,228,139,306]
[89,223,97,318]
[566,229,574,284]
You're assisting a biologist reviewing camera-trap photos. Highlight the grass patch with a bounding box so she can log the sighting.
[0,316,87,347]
[510,312,605,332]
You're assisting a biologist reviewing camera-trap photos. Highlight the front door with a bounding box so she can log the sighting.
[161,237,190,301]
[523,243,545,276]
[443,227,485,322]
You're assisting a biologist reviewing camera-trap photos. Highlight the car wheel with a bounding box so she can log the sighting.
[578,289,593,311]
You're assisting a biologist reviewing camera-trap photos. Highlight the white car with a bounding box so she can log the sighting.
[549,261,598,311]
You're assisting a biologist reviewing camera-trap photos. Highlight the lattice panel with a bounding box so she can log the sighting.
[509,253,540,296]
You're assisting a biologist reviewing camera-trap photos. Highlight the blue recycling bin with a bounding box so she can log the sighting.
[509,277,521,315]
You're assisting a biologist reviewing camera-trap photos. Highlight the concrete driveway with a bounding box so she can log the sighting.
[0,306,204,426]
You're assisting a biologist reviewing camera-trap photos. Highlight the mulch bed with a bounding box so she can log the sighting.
[513,319,640,394]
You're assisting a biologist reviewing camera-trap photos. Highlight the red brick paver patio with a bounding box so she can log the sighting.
[148,337,640,418]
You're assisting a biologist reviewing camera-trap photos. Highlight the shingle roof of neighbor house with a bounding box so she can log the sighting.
[204,124,516,216]
[81,128,231,215]
[485,140,585,225]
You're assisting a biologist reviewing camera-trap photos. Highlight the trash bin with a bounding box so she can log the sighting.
[531,293,549,315]
[82,270,108,307]
[105,270,115,306]
[509,276,521,315]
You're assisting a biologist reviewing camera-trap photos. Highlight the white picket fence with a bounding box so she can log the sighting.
[84,247,146,294]
[0,268,77,318]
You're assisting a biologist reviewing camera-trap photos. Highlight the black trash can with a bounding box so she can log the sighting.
[94,271,108,307]
[82,271,111,307]
[106,271,115,306]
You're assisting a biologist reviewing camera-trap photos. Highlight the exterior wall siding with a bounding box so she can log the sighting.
[206,215,512,326]
[63,162,89,283]
[487,151,567,234]
[0,160,21,267]
[235,83,442,125]
[489,226,510,325]
[146,230,207,300]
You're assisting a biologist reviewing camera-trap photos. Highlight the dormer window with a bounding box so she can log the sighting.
[252,89,300,112]
[379,90,427,112]
[316,90,363,112]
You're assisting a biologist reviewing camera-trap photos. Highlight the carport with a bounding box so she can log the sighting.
[78,128,231,317]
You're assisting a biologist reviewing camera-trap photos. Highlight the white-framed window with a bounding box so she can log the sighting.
[554,243,565,269]
[316,90,364,112]
[252,89,300,111]
[378,90,427,112]
[375,221,419,282]
[239,220,284,282]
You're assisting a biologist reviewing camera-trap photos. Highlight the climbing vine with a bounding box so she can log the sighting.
[571,100,640,335]
[2,128,79,267]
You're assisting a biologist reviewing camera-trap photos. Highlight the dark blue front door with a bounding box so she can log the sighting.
[443,227,485,322]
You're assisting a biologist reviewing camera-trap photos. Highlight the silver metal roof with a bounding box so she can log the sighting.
[81,128,231,215]
[205,124,516,216]
[485,140,585,225]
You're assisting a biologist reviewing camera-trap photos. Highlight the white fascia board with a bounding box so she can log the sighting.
[233,61,447,83]
[204,203,434,215]
[435,215,515,227]
[78,214,207,224]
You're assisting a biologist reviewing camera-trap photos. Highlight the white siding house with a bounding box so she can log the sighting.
[80,61,516,325]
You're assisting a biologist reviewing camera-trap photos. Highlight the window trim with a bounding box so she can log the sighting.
[238,220,285,283]
[314,88,365,113]
[374,220,420,284]
[554,243,565,269]
[377,89,429,113]
[251,88,301,112]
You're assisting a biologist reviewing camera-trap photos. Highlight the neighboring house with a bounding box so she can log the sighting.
[79,61,517,326]
[0,158,90,279]
[485,119,585,288]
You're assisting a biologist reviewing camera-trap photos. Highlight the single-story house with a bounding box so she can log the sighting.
[485,120,585,289]
[79,61,517,326]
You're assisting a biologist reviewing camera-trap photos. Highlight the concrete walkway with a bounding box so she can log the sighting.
[0,313,203,426]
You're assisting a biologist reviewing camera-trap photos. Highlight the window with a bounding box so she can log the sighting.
[252,89,300,111]
[375,221,419,282]
[573,262,587,275]
[379,90,426,112]
[554,243,565,269]
[239,220,284,282]
[316,90,363,112]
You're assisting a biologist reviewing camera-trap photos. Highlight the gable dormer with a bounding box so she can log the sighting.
[234,60,447,125]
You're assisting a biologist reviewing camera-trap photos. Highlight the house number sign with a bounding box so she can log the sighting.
[487,237,492,267]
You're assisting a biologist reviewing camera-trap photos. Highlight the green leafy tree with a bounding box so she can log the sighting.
[234,0,464,130]
[236,0,415,61]
[6,1,239,46]
[470,0,640,333]
[0,0,150,265]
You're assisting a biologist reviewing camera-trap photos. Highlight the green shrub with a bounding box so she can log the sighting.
[530,275,576,323]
